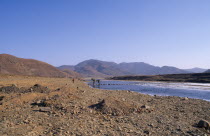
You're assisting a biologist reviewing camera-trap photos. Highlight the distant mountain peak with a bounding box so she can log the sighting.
[74,59,128,78]
[185,67,207,73]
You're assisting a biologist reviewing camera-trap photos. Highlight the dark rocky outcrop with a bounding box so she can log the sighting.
[197,120,210,130]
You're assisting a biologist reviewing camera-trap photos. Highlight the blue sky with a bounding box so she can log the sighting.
[0,0,210,68]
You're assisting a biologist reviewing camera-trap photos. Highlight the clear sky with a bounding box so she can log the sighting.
[0,0,210,69]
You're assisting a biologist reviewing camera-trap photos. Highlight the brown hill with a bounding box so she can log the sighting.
[74,59,131,78]
[0,54,76,78]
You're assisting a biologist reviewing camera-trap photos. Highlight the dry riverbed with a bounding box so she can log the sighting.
[0,75,210,136]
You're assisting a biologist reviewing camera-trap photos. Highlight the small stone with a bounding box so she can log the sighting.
[23,119,30,124]
[36,100,42,104]
[197,120,210,130]
[0,96,4,101]
[183,97,189,100]
[144,130,149,134]
[39,107,51,112]
[148,124,153,127]
[12,84,17,87]
[34,84,41,87]
[48,123,52,127]
[141,105,150,109]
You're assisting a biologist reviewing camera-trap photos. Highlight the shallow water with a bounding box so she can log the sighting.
[89,80,210,101]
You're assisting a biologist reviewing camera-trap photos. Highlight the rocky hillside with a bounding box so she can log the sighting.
[0,54,77,78]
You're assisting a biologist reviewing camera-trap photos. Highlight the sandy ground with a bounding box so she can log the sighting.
[0,75,210,136]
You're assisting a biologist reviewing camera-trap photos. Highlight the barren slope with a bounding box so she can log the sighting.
[0,54,77,78]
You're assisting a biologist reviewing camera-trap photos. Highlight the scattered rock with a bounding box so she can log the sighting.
[56,88,61,91]
[0,96,4,101]
[27,84,50,93]
[34,84,41,87]
[31,99,50,107]
[183,97,189,100]
[12,84,17,87]
[47,123,53,127]
[51,95,60,100]
[141,105,150,109]
[0,84,51,94]
[137,105,153,113]
[0,85,20,93]
[89,98,137,116]
[197,120,210,130]
[144,130,150,135]
[23,119,30,124]
[89,99,105,110]
[39,107,51,112]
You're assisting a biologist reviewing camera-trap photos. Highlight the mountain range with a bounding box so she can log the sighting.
[58,59,207,78]
[0,54,207,78]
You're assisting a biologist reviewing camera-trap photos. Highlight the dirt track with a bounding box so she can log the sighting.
[0,75,210,136]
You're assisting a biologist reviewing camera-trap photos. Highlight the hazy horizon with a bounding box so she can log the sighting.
[1,0,210,69]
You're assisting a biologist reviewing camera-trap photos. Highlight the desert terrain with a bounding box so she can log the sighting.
[0,74,210,136]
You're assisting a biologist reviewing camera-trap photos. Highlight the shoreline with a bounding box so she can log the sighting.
[88,79,210,102]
